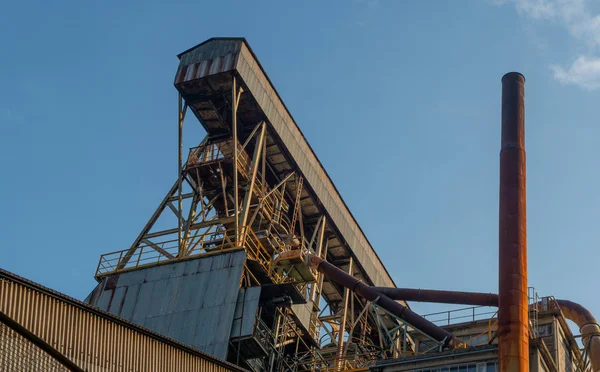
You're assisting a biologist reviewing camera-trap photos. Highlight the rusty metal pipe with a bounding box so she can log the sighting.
[371,288,600,371]
[372,287,497,307]
[555,300,600,372]
[499,71,528,372]
[307,255,463,349]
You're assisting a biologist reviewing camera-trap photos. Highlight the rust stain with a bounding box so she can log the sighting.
[498,72,528,372]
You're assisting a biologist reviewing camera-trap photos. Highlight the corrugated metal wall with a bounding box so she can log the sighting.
[0,268,245,372]
[87,251,247,360]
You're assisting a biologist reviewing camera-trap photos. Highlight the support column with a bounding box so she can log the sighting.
[177,93,184,257]
[310,217,326,302]
[232,76,239,244]
[239,122,267,241]
[231,77,244,244]
[337,257,353,371]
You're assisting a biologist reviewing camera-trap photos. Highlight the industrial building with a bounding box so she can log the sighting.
[1,37,598,372]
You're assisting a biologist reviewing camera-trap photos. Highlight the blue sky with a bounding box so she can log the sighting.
[1,0,599,326]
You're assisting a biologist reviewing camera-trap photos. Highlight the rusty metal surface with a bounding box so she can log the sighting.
[87,250,246,360]
[174,39,240,85]
[555,300,600,372]
[498,72,528,372]
[372,287,498,307]
[307,255,463,349]
[373,286,600,370]
[175,38,395,290]
[0,267,246,372]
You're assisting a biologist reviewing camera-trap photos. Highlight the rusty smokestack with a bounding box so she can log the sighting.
[499,72,528,372]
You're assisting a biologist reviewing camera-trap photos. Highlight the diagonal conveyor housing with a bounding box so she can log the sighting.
[174,38,396,296]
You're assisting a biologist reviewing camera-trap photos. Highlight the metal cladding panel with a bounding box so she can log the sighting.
[120,284,139,319]
[291,301,314,333]
[108,287,126,314]
[0,268,246,372]
[87,251,247,361]
[234,43,394,288]
[96,288,113,309]
[230,287,261,339]
[174,39,241,85]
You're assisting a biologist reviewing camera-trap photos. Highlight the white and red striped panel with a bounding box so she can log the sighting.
[174,52,238,85]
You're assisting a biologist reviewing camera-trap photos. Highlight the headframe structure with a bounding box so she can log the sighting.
[89,38,429,371]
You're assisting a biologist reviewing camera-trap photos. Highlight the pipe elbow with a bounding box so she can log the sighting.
[555,299,600,372]
[556,299,597,328]
[307,254,323,270]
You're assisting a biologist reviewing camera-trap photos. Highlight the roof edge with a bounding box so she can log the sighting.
[177,37,247,59]
[0,266,248,372]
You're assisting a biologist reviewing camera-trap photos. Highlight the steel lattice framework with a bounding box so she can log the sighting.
[91,38,442,371]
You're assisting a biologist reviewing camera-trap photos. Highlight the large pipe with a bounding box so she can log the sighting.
[372,288,600,372]
[306,255,463,349]
[555,300,600,372]
[499,72,528,372]
[372,287,497,307]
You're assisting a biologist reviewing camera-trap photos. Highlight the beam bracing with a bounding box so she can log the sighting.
[336,257,353,370]
[314,238,329,307]
[263,172,294,200]
[241,121,263,150]
[181,193,199,251]
[218,162,229,217]
[310,216,326,302]
[238,121,266,241]
[232,76,243,244]
[262,130,267,195]
[308,215,323,250]
[141,239,175,259]
[177,94,188,258]
[116,180,179,269]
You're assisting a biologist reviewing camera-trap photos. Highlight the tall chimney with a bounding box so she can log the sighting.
[499,72,528,372]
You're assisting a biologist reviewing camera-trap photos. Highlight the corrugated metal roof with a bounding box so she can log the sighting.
[0,267,247,372]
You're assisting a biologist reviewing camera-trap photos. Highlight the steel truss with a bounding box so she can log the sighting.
[92,75,449,371]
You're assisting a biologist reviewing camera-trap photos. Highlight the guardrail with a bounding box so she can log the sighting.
[96,226,286,283]
[186,139,292,234]
[187,139,252,180]
[422,306,497,326]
